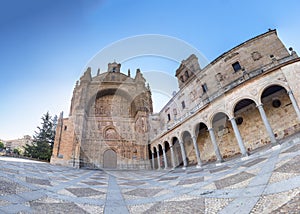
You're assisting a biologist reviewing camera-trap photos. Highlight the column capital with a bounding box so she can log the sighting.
[191,135,197,140]
[287,90,293,95]
[208,127,214,131]
[179,140,184,145]
[256,103,263,108]
[229,117,235,121]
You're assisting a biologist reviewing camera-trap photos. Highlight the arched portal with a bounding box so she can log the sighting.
[260,85,300,140]
[233,98,268,151]
[103,149,117,168]
[172,137,182,167]
[182,131,194,166]
[195,122,216,162]
[212,112,240,159]
[158,144,164,168]
[164,141,172,168]
[153,147,158,169]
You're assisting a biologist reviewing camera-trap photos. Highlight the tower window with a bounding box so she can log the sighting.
[202,83,208,93]
[180,75,184,83]
[112,67,116,72]
[167,114,171,121]
[185,70,189,79]
[181,101,186,109]
[232,61,242,72]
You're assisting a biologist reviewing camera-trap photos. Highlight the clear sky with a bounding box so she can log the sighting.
[1,0,300,140]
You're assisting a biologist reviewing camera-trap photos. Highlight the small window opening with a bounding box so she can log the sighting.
[232,61,242,72]
[64,125,67,131]
[181,101,186,109]
[185,70,189,79]
[167,114,171,121]
[202,83,208,93]
[180,75,184,83]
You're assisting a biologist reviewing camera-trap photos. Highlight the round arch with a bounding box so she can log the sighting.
[171,136,183,167]
[163,141,172,167]
[209,111,231,128]
[103,148,117,168]
[86,88,136,117]
[258,82,290,104]
[231,97,258,116]
[193,121,209,137]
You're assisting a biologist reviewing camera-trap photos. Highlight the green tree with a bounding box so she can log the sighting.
[23,112,57,161]
[13,148,20,155]
[0,141,4,150]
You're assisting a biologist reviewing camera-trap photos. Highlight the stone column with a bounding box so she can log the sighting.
[257,104,277,144]
[288,90,300,122]
[229,118,248,156]
[192,136,202,168]
[208,128,223,162]
[162,148,168,169]
[179,141,188,169]
[151,152,155,169]
[170,145,176,169]
[156,150,161,170]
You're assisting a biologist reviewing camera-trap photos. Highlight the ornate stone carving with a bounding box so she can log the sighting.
[251,51,262,61]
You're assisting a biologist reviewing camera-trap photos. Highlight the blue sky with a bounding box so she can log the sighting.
[1,0,300,140]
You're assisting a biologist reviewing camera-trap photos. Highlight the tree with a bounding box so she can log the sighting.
[23,112,57,161]
[13,148,21,155]
[0,141,4,150]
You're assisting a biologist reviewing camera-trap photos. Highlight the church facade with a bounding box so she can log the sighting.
[51,30,300,170]
[51,63,153,169]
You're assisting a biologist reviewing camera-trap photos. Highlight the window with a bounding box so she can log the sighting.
[232,61,242,72]
[167,114,171,121]
[272,99,281,108]
[112,67,116,72]
[202,83,208,93]
[64,125,67,131]
[181,101,186,109]
[180,75,184,83]
[185,70,189,79]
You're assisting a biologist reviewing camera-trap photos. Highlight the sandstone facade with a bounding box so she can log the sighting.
[51,62,153,169]
[51,30,300,170]
[150,30,300,169]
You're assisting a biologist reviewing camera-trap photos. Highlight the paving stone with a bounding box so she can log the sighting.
[242,158,267,167]
[0,177,29,195]
[281,144,300,154]
[119,181,146,186]
[209,166,230,173]
[271,192,300,213]
[158,176,178,181]
[30,202,89,214]
[274,155,300,173]
[66,187,105,197]
[187,169,203,174]
[26,177,51,186]
[81,181,106,186]
[124,188,163,197]
[177,177,204,185]
[143,198,205,214]
[0,137,300,214]
[214,172,255,189]
[0,168,19,174]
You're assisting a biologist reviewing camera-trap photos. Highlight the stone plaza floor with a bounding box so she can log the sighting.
[0,137,300,213]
